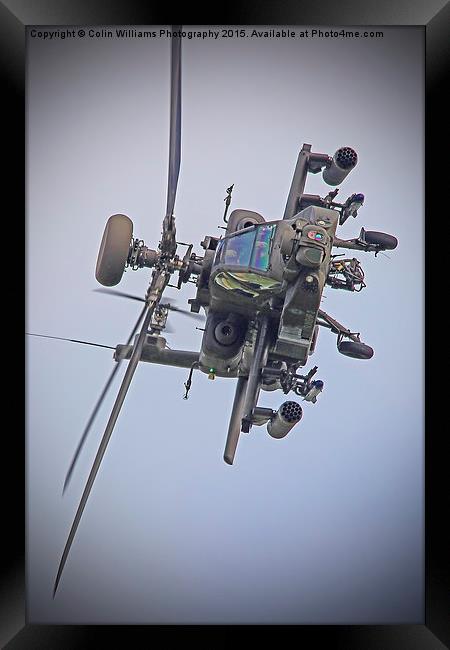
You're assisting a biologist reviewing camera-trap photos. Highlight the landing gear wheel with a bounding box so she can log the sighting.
[364,231,398,250]
[95,214,133,287]
[338,340,374,359]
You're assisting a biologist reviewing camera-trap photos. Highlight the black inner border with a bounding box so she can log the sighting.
[4,1,449,647]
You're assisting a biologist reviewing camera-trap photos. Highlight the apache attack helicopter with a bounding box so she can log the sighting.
[30,31,397,596]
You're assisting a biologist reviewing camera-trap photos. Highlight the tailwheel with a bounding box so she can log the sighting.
[95,214,133,286]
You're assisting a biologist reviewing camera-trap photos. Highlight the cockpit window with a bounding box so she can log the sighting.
[216,223,276,271]
[252,224,273,270]
[220,228,254,266]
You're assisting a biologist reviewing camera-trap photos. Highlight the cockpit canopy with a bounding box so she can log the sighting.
[212,223,282,299]
[216,223,276,270]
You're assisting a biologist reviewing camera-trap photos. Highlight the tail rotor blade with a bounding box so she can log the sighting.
[62,304,147,493]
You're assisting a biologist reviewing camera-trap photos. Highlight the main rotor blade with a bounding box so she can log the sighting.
[26,333,115,351]
[165,27,182,220]
[63,304,148,494]
[94,288,145,303]
[54,273,169,596]
[95,288,204,322]
[160,303,205,321]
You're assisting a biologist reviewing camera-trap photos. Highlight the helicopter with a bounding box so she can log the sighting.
[27,31,398,597]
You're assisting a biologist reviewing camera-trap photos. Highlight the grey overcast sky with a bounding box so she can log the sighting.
[27,26,424,623]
